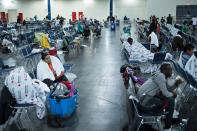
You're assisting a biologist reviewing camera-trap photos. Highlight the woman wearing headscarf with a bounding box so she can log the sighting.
[37,51,74,96]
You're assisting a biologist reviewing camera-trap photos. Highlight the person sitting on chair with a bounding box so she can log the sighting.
[171,32,184,52]
[77,21,84,34]
[185,51,197,80]
[83,25,90,38]
[148,30,159,52]
[178,44,195,68]
[137,63,183,130]
[2,67,50,120]
[123,37,133,53]
[37,50,74,96]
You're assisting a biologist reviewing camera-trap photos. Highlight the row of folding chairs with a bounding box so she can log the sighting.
[168,60,197,103]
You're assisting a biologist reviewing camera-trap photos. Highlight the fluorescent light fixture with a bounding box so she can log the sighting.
[2,0,15,8]
[123,0,138,5]
[84,0,93,5]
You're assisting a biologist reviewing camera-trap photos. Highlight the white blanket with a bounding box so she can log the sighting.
[128,42,154,62]
[185,54,197,80]
[5,67,50,119]
[166,24,179,36]
[123,42,173,73]
[37,56,64,81]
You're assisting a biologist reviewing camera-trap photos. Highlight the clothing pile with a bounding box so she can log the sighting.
[50,83,70,99]
[34,33,51,49]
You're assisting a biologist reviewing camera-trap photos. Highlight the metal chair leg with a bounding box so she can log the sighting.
[137,119,143,131]
[155,117,163,131]
[180,83,188,96]
[184,87,193,102]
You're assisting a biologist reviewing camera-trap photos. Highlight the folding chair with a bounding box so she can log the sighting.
[142,44,150,50]
[63,64,74,73]
[129,95,164,131]
[26,45,32,54]
[3,103,36,131]
[170,61,190,96]
[151,53,166,64]
[150,53,166,74]
[19,46,29,57]
[184,72,197,102]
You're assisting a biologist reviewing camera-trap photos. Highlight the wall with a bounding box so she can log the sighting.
[51,0,108,20]
[1,0,197,22]
[146,0,197,18]
[17,0,47,20]
[0,0,18,11]
[114,0,147,20]
[0,0,109,21]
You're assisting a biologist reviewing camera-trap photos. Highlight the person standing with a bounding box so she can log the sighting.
[167,14,173,25]
[149,19,157,35]
[148,30,159,52]
[192,15,197,35]
[161,17,166,25]
[16,16,21,34]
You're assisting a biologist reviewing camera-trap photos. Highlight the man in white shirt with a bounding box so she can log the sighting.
[192,16,197,35]
[148,30,159,52]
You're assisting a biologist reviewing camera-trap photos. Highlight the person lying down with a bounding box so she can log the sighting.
[123,37,154,62]
[123,37,172,63]
[4,67,50,119]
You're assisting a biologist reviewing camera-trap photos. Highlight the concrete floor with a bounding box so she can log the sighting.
[38,27,129,131]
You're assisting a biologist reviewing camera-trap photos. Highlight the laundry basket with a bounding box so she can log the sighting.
[48,94,77,118]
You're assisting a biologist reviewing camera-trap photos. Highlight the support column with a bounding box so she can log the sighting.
[110,0,113,17]
[48,0,51,20]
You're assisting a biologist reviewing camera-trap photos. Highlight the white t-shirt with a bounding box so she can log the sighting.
[149,32,159,47]
[192,17,197,26]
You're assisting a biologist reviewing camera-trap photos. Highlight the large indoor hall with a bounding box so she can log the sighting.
[0,0,197,131]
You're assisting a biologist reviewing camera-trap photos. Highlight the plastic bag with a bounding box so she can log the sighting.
[50,83,70,99]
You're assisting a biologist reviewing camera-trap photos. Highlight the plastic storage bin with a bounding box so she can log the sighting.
[48,94,77,118]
